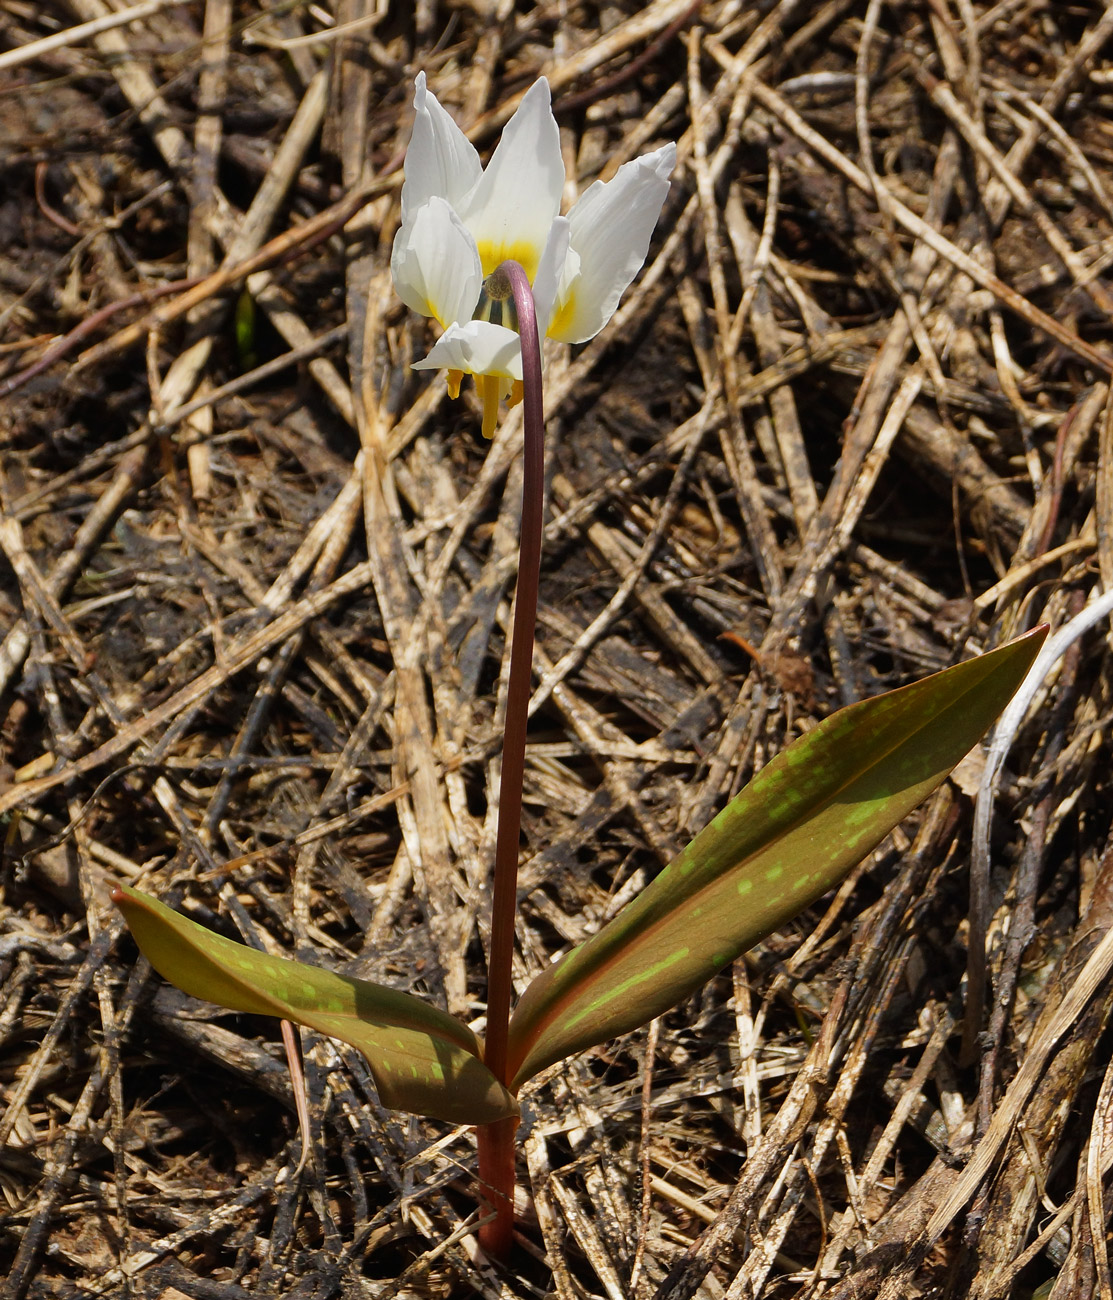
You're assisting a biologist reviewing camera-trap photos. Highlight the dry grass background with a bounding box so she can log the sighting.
[0,0,1112,1296]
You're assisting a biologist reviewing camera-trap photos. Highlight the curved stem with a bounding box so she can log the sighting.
[477,259,544,1259]
[483,260,544,1088]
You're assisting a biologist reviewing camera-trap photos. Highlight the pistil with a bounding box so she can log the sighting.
[473,267,520,331]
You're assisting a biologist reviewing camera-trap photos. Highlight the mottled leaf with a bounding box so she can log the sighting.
[507,628,1046,1089]
[114,884,517,1125]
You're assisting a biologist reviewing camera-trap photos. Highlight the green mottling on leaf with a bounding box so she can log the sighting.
[737,878,753,896]
[112,883,519,1125]
[765,865,784,881]
[843,794,889,828]
[562,949,691,1033]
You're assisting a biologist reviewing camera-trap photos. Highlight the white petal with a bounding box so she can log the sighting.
[458,78,564,280]
[400,72,482,225]
[548,142,676,344]
[413,320,523,381]
[531,216,571,338]
[390,197,482,328]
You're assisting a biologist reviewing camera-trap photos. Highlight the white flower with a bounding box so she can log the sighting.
[391,73,676,436]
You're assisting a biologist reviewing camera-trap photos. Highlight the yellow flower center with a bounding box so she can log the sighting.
[546,289,577,342]
[475,239,539,282]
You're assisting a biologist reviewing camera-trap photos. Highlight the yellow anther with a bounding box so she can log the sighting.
[479,373,501,439]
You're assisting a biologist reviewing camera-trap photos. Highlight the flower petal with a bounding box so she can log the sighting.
[547,143,676,345]
[390,197,482,329]
[458,78,564,281]
[413,320,523,382]
[401,72,482,225]
[531,216,571,338]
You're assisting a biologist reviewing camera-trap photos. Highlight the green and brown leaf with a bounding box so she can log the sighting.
[114,884,518,1125]
[506,627,1046,1088]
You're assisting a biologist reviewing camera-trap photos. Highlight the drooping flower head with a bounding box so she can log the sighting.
[391,73,676,437]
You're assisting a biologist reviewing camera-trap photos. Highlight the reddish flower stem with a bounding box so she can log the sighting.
[476,1113,519,1259]
[476,259,545,1258]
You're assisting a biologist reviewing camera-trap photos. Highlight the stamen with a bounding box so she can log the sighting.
[447,369,463,400]
[479,373,501,439]
[507,380,524,410]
